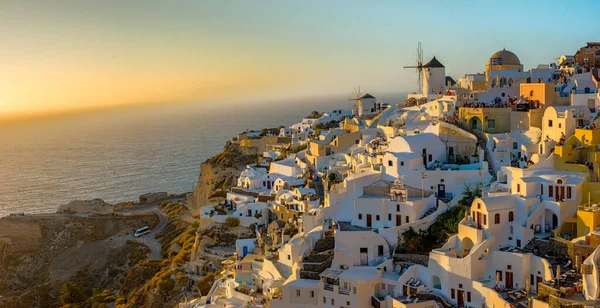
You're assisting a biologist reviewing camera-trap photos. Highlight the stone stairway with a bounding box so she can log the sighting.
[522,239,539,254]
[420,207,437,219]
[273,261,292,279]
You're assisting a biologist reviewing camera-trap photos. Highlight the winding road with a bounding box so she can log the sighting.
[118,204,169,260]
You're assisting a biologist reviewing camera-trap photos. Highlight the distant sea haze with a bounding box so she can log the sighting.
[0,93,405,217]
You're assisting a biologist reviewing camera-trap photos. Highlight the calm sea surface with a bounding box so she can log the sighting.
[0,97,363,217]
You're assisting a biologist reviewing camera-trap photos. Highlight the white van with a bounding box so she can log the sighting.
[134,226,151,237]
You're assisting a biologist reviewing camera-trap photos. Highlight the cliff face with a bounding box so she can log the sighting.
[187,141,258,214]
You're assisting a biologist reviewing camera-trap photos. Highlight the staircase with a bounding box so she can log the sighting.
[522,240,537,254]
[273,261,292,279]
[483,148,497,182]
[420,207,437,219]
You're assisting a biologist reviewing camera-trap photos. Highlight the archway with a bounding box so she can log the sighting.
[461,237,475,256]
[431,275,442,290]
[470,117,482,130]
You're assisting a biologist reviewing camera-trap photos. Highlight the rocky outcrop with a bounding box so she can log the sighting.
[187,143,257,214]
[58,198,113,214]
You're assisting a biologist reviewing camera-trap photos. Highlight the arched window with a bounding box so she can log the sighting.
[509,211,514,222]
[557,179,563,184]
[494,213,500,224]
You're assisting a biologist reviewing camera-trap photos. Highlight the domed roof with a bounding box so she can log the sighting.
[488,49,521,66]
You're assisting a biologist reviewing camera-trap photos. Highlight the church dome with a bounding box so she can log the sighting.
[488,49,521,66]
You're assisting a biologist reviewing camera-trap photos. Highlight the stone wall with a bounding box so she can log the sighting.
[393,253,430,266]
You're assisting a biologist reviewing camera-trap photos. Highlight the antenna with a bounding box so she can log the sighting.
[403,42,424,89]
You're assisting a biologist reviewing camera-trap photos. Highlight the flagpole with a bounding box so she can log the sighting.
[421,172,425,199]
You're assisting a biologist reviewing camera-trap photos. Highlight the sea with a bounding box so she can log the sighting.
[0,94,403,217]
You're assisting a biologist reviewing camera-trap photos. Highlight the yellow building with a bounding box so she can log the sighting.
[519,83,556,108]
[553,129,600,234]
[457,107,512,134]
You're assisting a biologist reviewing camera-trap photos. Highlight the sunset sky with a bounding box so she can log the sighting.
[1,0,598,119]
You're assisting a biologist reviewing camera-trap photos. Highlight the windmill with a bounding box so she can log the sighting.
[403,42,424,89]
[349,86,363,116]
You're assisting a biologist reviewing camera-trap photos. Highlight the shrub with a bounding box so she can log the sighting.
[225,217,240,228]
[60,281,86,304]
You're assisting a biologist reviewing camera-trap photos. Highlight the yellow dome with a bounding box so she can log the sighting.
[488,49,521,66]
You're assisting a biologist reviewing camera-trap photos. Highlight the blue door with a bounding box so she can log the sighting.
[242,246,248,257]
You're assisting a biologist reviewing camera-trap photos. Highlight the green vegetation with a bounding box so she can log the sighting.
[60,282,86,305]
[397,183,482,254]
[209,190,228,199]
[225,217,240,228]
[197,272,216,295]
[208,150,243,168]
[459,182,483,207]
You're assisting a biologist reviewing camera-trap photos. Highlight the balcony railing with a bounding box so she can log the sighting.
[324,284,334,291]
[339,288,350,295]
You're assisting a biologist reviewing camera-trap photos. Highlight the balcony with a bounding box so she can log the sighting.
[339,288,350,295]
[324,284,334,291]
[371,296,385,308]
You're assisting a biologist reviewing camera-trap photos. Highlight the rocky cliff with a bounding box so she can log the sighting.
[187,141,258,214]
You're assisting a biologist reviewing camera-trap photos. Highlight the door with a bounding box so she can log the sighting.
[552,214,558,229]
[242,246,248,257]
[422,149,427,166]
[437,184,446,198]
[536,276,542,291]
[559,186,565,201]
[457,290,464,307]
[396,215,401,226]
[517,239,521,247]
[360,248,368,266]
[367,214,372,227]
[506,272,514,289]
[476,212,482,229]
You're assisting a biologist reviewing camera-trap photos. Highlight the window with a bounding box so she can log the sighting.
[382,283,386,290]
[513,142,518,150]
[397,204,400,211]
[459,284,463,288]
[451,289,456,299]
[323,297,326,304]
[549,185,554,197]
[559,123,562,128]
[376,215,380,221]
[288,255,291,260]
[428,154,433,162]
[541,184,543,195]
[358,214,362,219]
[400,161,404,166]
[477,203,481,209]
[378,245,384,256]
[353,287,357,294]
[355,139,359,144]
[530,274,534,286]
[388,214,392,221]
[495,213,500,224]
[347,301,351,306]
[567,187,572,199]
[405,216,409,223]
[467,291,471,302]
[507,265,512,270]
[548,120,553,127]
[517,184,520,193]
[496,270,503,281]
[296,290,301,297]
[331,298,334,305]
[483,214,487,225]
[388,160,393,167]
[310,290,315,297]
[488,119,496,128]
[509,211,514,222]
